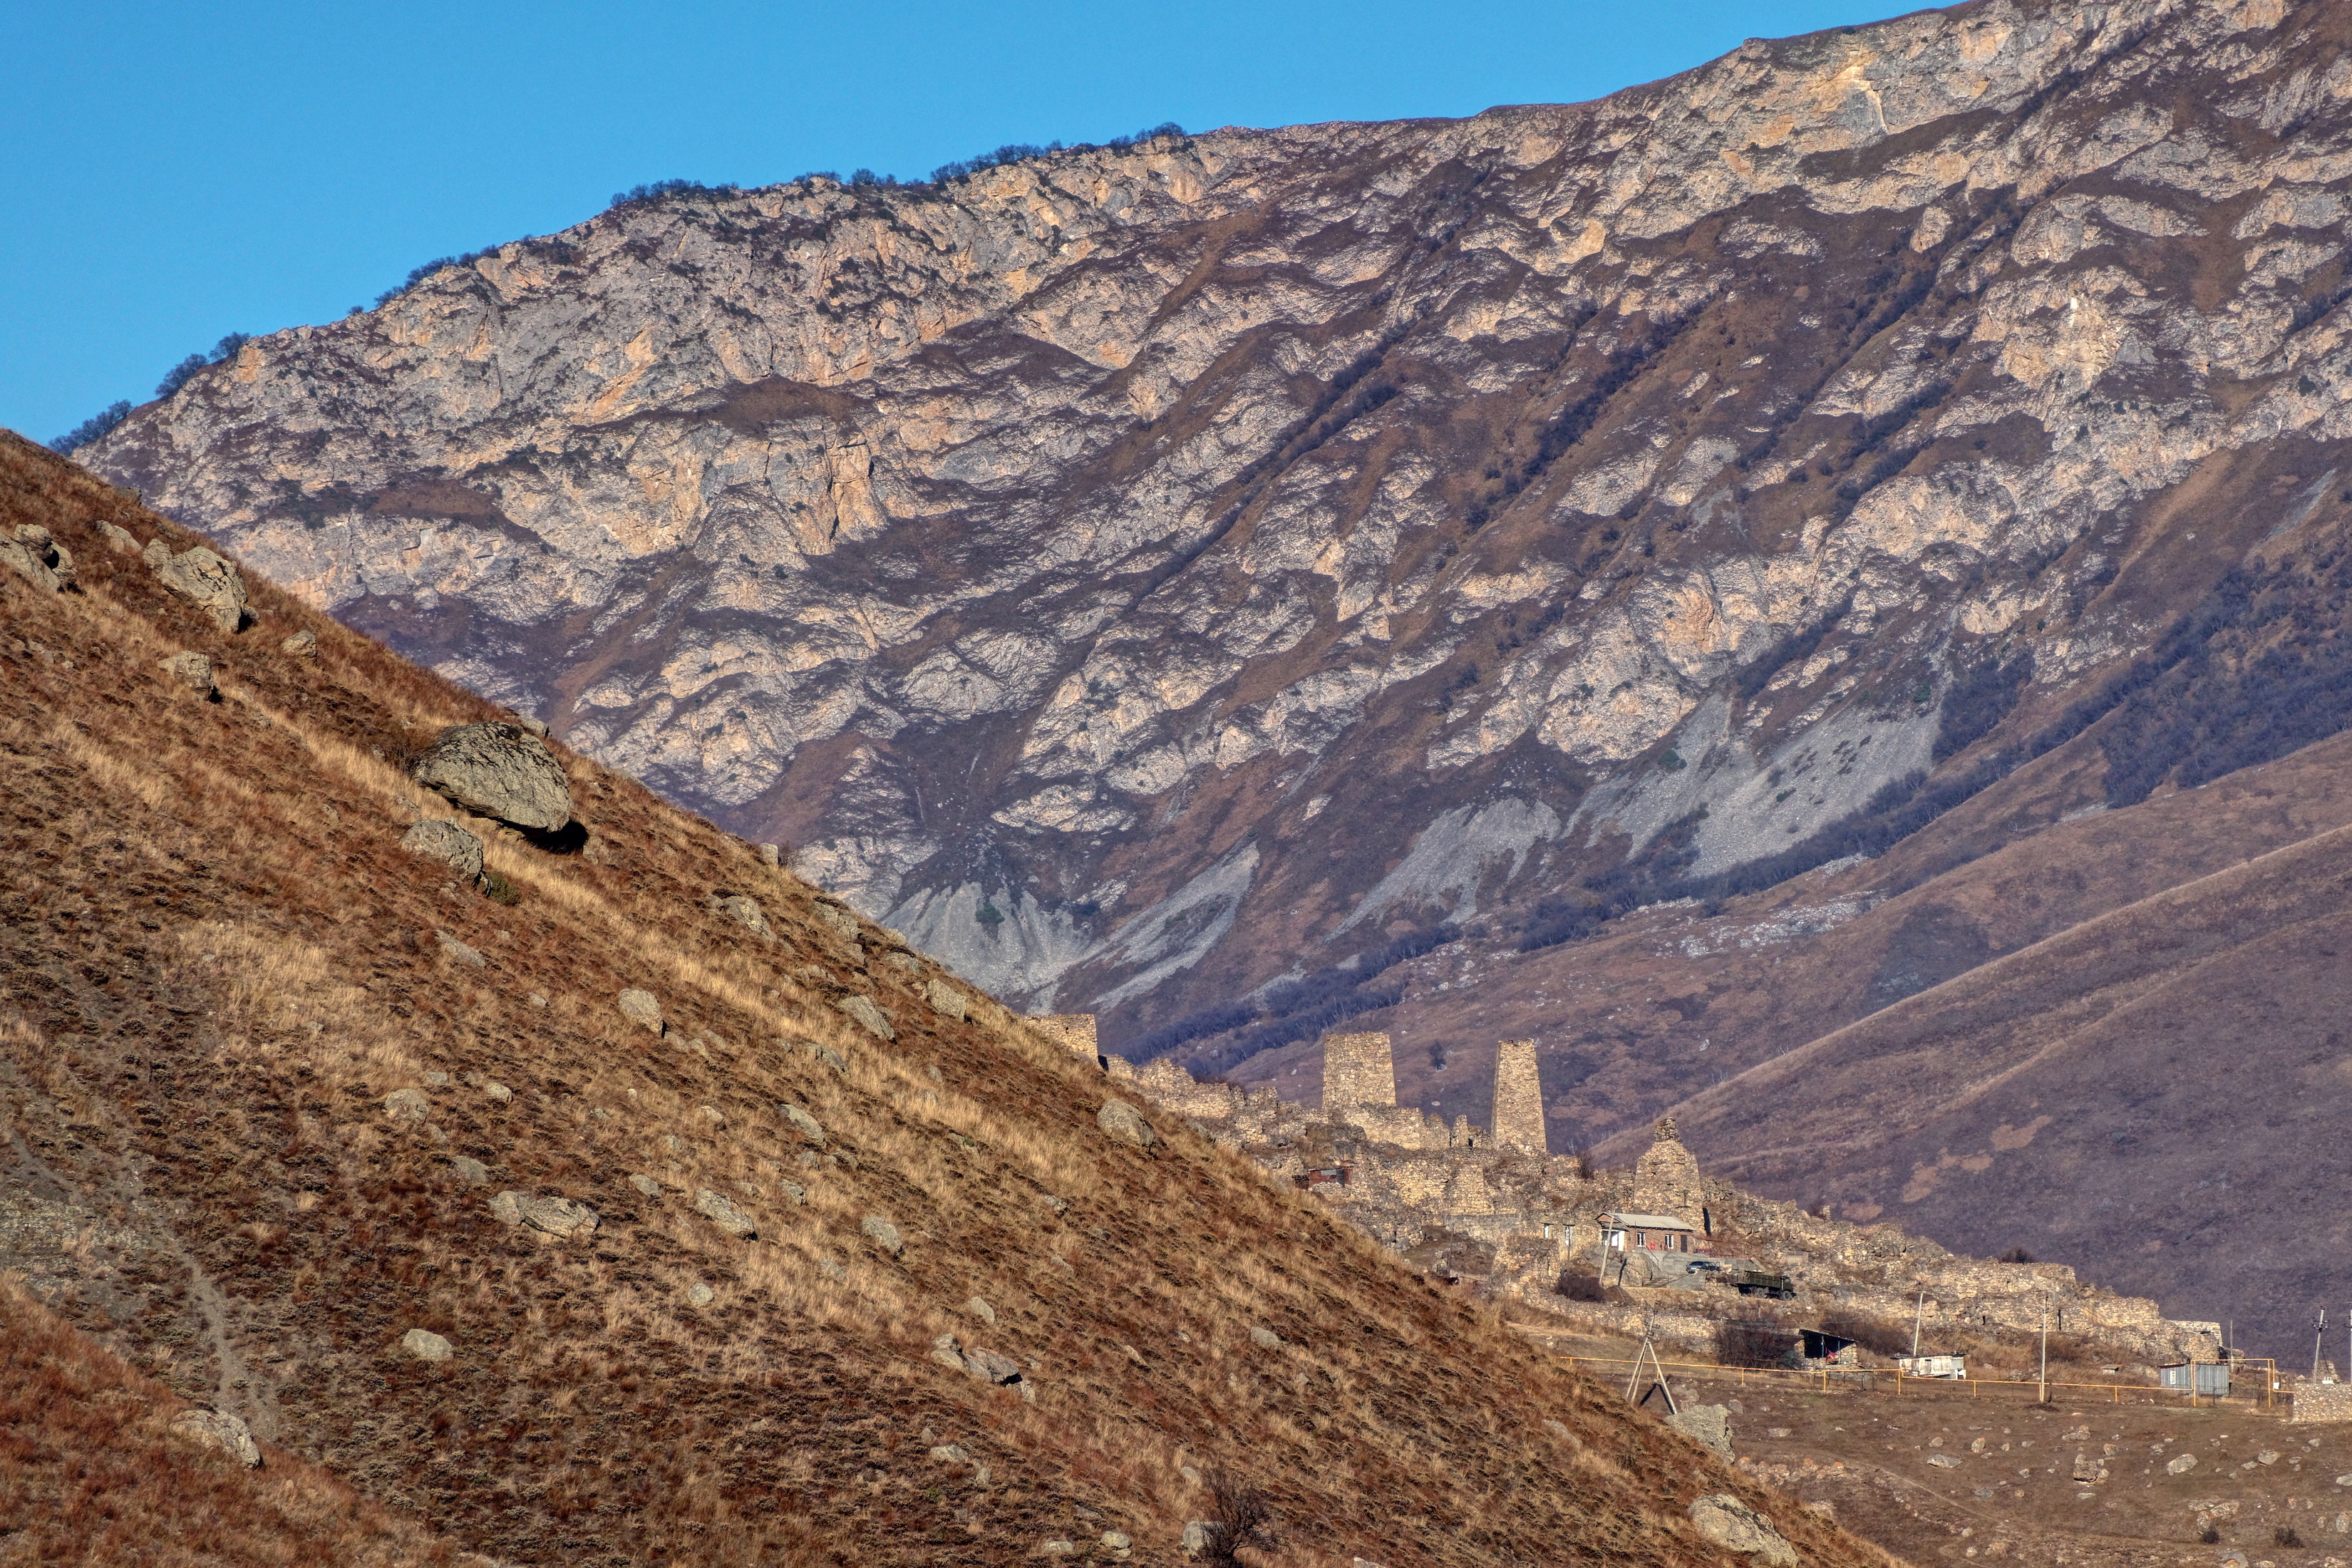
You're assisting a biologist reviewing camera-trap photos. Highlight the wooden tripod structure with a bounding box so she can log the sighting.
[1626,1333,1678,1415]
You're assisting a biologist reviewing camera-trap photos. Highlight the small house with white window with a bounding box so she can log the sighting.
[1599,1212,1701,1254]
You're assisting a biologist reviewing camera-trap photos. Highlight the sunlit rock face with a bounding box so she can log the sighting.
[91,0,2352,1038]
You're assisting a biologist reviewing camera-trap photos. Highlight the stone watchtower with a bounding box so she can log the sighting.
[1489,1039,1545,1156]
[1321,1031,1397,1118]
[1632,1115,1706,1229]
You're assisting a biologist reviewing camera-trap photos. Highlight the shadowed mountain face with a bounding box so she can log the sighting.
[83,0,2352,1064]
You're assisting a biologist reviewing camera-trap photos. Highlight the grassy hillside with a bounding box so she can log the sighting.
[0,427,1888,1567]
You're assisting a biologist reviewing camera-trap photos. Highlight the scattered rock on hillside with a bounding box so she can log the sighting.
[1,525,74,592]
[617,989,663,1034]
[1687,1494,1796,1566]
[149,542,247,632]
[1040,1542,1077,1557]
[1249,1326,1284,1350]
[694,1188,758,1238]
[484,1080,512,1103]
[967,1297,996,1326]
[931,1334,969,1373]
[965,1348,1022,1386]
[1666,1403,1734,1460]
[490,1190,599,1237]
[158,651,217,698]
[433,929,487,968]
[407,723,572,832]
[399,1328,453,1362]
[777,1179,808,1205]
[450,1156,489,1185]
[2169,1453,2199,1474]
[713,894,770,937]
[170,1408,260,1468]
[687,1281,714,1306]
[798,1040,847,1073]
[810,902,860,941]
[398,819,483,882]
[1182,1522,1220,1555]
[778,1103,825,1144]
[836,994,894,1040]
[96,519,140,553]
[816,1254,847,1281]
[861,1214,903,1255]
[280,628,316,659]
[925,978,968,1021]
[629,1174,661,1198]
[1098,1100,1155,1149]
[383,1088,429,1122]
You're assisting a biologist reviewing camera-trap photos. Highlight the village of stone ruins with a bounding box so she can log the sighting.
[1031,1015,2229,1379]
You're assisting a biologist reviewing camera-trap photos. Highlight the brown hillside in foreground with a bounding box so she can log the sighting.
[0,1276,470,1567]
[0,431,1888,1565]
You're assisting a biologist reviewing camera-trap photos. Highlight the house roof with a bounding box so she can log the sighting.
[1601,1212,1696,1231]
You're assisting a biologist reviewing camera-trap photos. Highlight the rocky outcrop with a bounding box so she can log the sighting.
[157,651,216,698]
[1688,1495,1796,1566]
[1,525,73,592]
[170,1408,262,1468]
[398,817,484,882]
[147,542,246,633]
[490,1191,599,1237]
[88,0,2352,1043]
[406,723,571,831]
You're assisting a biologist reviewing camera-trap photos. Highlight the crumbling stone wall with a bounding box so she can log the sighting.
[2295,1383,2352,1423]
[1030,1013,1098,1061]
[1110,1041,2209,1368]
[1490,1039,1546,1156]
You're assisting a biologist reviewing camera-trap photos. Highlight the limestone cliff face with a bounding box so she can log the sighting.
[87,0,2352,1038]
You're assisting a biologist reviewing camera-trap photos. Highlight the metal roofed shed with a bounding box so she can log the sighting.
[2160,1361,2232,1396]
[1799,1329,1858,1364]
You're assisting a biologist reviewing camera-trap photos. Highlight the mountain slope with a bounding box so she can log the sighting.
[1637,783,2352,1360]
[0,432,1886,1566]
[86,0,2352,1048]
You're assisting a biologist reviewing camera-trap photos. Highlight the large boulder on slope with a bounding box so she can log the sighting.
[408,723,572,832]
[148,542,247,632]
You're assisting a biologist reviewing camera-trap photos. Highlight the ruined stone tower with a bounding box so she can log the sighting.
[1489,1040,1545,1155]
[1632,1115,1706,1228]
[1321,1031,1396,1117]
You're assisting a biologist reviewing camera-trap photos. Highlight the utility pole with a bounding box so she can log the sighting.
[2317,1310,2328,1383]
[2038,1291,2051,1405]
[1912,1291,1925,1361]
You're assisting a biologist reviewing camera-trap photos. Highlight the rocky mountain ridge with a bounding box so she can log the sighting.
[83,0,2352,1065]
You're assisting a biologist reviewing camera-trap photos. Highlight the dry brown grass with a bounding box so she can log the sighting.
[0,1274,468,1566]
[0,427,1894,1567]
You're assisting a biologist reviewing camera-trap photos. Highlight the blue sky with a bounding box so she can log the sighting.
[3,0,1899,445]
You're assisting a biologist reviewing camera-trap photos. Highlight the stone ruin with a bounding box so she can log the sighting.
[1035,1013,2224,1370]
[1030,1014,1098,1061]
